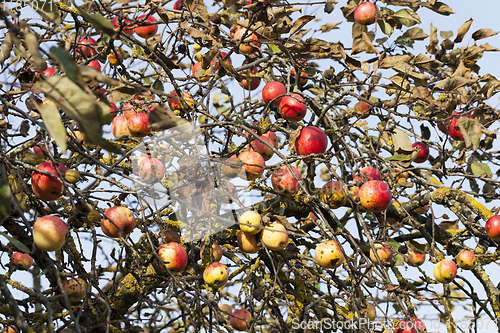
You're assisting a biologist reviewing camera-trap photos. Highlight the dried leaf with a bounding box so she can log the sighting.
[319,22,341,33]
[148,104,190,130]
[435,76,476,92]
[352,32,379,55]
[402,27,428,41]
[421,1,454,16]
[472,29,498,41]
[289,15,315,36]
[457,117,482,150]
[427,24,438,55]
[392,129,413,154]
[0,33,13,66]
[454,18,473,43]
[288,125,304,152]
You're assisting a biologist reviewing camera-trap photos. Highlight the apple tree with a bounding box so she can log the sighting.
[1,0,500,332]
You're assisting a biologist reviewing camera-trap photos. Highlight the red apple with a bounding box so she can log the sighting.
[63,278,86,302]
[173,0,185,10]
[110,16,134,35]
[230,309,252,331]
[315,240,345,269]
[33,144,46,159]
[279,93,307,122]
[246,129,278,161]
[1,327,18,333]
[138,157,165,184]
[33,215,68,251]
[238,67,261,91]
[134,15,158,39]
[291,67,308,86]
[111,114,131,138]
[237,230,260,253]
[43,67,55,77]
[370,243,393,265]
[12,252,33,270]
[353,166,382,183]
[127,113,151,137]
[271,165,302,196]
[433,258,457,283]
[101,206,136,238]
[261,223,288,251]
[233,27,260,54]
[88,59,101,71]
[158,242,188,272]
[75,36,98,57]
[192,61,210,82]
[394,317,426,333]
[405,249,426,267]
[203,262,229,288]
[237,151,265,181]
[123,102,136,119]
[440,110,474,141]
[353,101,371,119]
[167,90,195,111]
[485,215,500,241]
[320,180,347,209]
[412,142,429,163]
[456,249,475,270]
[449,112,472,141]
[358,180,392,213]
[353,1,379,25]
[295,126,328,161]
[31,161,67,201]
[262,81,286,106]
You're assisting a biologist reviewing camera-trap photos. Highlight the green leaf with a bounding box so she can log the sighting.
[420,124,431,140]
[0,232,30,253]
[392,9,421,27]
[31,0,61,24]
[76,10,118,39]
[0,178,10,224]
[268,44,281,54]
[49,47,80,82]
[407,240,429,254]
[37,101,67,153]
[471,162,492,178]
[324,0,336,14]
[378,19,394,37]
[152,80,164,92]
[384,155,412,162]
[33,76,120,153]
